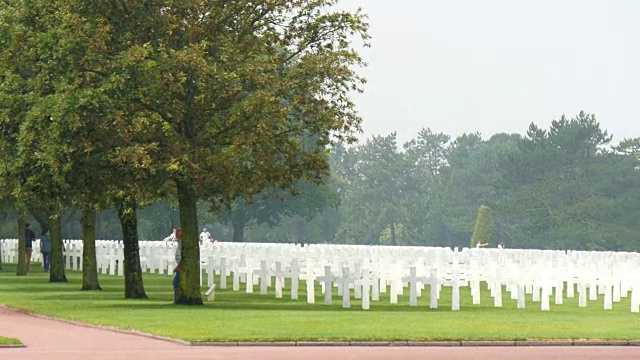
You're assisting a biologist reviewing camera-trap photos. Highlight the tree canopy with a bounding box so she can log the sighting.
[0,0,370,304]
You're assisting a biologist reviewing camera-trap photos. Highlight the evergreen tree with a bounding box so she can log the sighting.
[471,205,493,248]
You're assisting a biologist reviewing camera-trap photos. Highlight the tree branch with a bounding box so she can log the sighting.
[79,66,108,77]
[132,98,172,123]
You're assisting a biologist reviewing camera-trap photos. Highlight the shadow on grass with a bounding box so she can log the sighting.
[90,290,564,314]
[2,265,633,317]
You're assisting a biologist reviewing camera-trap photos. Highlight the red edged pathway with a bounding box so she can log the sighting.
[1,306,639,360]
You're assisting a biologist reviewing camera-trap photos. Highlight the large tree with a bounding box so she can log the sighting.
[69,1,369,304]
[0,1,71,281]
[0,0,105,286]
[335,133,407,245]
[497,112,617,249]
[402,128,451,245]
[0,0,171,294]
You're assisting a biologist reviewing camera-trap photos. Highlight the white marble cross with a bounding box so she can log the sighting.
[371,271,381,302]
[219,257,228,289]
[601,280,613,310]
[232,268,241,291]
[355,268,377,310]
[244,262,256,294]
[255,260,271,295]
[389,276,402,304]
[336,267,352,308]
[299,267,317,304]
[289,259,300,300]
[578,283,588,307]
[444,269,466,311]
[205,283,216,301]
[470,274,482,305]
[540,282,551,311]
[316,265,335,305]
[273,261,286,299]
[205,256,215,288]
[554,280,564,305]
[402,266,422,307]
[517,283,526,309]
[423,268,440,309]
[492,282,503,308]
[631,285,640,313]
[352,262,363,300]
[531,284,540,302]
[613,279,622,303]
[566,276,575,298]
[589,279,598,301]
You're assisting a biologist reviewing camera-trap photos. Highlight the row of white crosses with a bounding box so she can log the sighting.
[0,239,19,263]
[200,243,640,312]
[2,239,640,312]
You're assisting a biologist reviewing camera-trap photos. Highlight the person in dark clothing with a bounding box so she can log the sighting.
[40,227,51,272]
[25,223,36,272]
[172,228,182,304]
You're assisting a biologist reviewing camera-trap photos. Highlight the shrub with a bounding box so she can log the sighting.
[471,205,493,248]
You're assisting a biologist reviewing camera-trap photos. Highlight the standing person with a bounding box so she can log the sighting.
[497,241,506,249]
[476,241,489,248]
[172,228,182,304]
[40,227,51,272]
[163,228,177,244]
[24,223,36,272]
[199,227,212,244]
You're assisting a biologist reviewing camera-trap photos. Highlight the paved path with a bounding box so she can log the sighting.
[2,306,640,360]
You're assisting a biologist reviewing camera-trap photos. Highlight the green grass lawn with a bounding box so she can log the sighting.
[0,336,21,345]
[1,263,639,342]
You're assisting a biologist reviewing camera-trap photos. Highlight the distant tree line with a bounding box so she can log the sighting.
[325,111,639,251]
[4,111,636,253]
[207,111,638,252]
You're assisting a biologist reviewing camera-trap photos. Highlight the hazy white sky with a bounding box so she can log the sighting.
[342,0,639,145]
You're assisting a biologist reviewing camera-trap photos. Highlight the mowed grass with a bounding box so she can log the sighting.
[1,263,639,342]
[0,336,21,345]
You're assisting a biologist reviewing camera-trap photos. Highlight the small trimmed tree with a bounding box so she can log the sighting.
[471,205,493,248]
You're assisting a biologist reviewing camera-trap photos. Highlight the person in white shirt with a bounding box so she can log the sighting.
[497,241,505,249]
[163,228,177,244]
[199,227,213,244]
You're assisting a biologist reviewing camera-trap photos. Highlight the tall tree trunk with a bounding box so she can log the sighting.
[117,197,147,299]
[0,211,4,271]
[81,207,101,290]
[294,216,306,245]
[31,211,50,233]
[49,213,67,282]
[390,221,397,246]
[285,215,305,245]
[16,214,26,276]
[175,178,203,305]
[232,219,245,242]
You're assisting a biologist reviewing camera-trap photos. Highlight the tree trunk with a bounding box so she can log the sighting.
[81,207,101,290]
[390,221,397,246]
[31,211,49,233]
[117,197,147,299]
[284,215,305,245]
[294,216,306,245]
[16,214,26,276]
[175,178,203,305]
[0,211,4,271]
[48,213,67,282]
[232,219,245,242]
